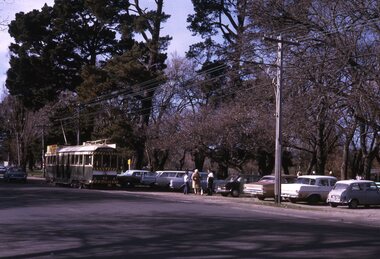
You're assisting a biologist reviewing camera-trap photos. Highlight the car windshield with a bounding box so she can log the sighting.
[225,175,240,182]
[9,167,23,173]
[333,183,349,190]
[260,176,275,182]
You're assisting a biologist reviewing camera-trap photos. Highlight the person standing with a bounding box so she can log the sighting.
[206,170,214,196]
[192,169,201,195]
[183,171,190,194]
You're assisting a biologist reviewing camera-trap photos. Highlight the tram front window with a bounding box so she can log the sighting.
[111,155,117,168]
[103,155,111,167]
[94,154,116,168]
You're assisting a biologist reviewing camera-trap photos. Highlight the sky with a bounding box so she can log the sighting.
[0,0,199,100]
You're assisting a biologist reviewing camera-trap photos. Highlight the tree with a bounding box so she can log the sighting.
[187,0,250,89]
[80,0,171,169]
[0,96,46,169]
[246,0,380,177]
[6,0,118,110]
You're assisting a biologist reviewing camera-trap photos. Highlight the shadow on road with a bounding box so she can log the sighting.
[1,178,380,258]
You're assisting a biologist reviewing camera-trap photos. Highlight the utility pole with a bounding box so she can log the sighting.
[264,35,299,204]
[41,125,45,176]
[16,132,20,166]
[76,104,80,145]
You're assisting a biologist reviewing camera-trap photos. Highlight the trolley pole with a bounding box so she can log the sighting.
[264,35,299,204]
[76,104,80,145]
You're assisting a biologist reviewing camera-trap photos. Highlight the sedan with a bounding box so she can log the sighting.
[215,175,244,197]
[4,167,27,183]
[327,180,380,209]
[243,174,297,200]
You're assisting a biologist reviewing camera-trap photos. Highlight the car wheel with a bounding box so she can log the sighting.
[289,198,297,203]
[307,194,320,204]
[231,189,240,197]
[257,196,265,201]
[329,203,338,208]
[349,199,359,209]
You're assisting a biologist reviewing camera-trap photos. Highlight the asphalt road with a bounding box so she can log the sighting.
[0,178,380,258]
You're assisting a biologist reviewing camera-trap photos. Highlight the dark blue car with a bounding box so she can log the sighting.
[4,167,27,183]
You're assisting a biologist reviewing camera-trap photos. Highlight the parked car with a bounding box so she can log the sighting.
[327,180,380,209]
[0,165,6,178]
[4,167,27,183]
[170,171,204,191]
[281,175,337,204]
[117,170,156,187]
[244,174,297,200]
[140,171,158,186]
[155,171,187,188]
[169,171,223,193]
[215,174,245,197]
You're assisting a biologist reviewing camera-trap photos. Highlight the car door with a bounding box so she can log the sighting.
[317,178,331,200]
[350,183,363,203]
[362,182,380,205]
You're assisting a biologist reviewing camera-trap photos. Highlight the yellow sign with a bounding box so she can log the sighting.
[128,159,131,165]
[47,145,58,155]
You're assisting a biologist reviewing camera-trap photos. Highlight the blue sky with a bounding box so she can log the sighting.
[0,0,199,100]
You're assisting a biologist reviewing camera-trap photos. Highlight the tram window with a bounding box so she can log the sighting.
[111,155,117,168]
[79,155,83,165]
[71,155,75,165]
[58,155,63,165]
[94,154,101,167]
[103,155,111,167]
[64,154,69,165]
[84,155,92,165]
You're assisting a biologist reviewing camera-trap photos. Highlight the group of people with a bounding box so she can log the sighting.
[183,169,214,195]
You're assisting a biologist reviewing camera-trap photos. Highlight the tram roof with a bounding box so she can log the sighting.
[49,144,116,154]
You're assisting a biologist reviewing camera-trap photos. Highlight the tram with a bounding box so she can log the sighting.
[45,140,120,188]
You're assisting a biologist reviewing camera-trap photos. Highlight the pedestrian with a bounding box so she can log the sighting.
[183,171,190,194]
[192,169,201,195]
[206,169,214,196]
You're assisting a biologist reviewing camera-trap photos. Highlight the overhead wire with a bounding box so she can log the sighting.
[50,14,380,130]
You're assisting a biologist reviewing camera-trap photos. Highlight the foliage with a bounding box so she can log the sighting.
[2,0,380,178]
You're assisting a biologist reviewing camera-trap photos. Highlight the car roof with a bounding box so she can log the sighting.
[156,170,186,173]
[261,174,296,178]
[298,175,337,180]
[336,179,375,185]
[125,170,150,173]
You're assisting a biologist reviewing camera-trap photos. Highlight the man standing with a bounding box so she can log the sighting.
[207,170,214,196]
[183,172,190,194]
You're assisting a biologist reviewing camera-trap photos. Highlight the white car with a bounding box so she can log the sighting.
[169,171,213,191]
[281,175,337,204]
[327,180,380,209]
[155,171,187,188]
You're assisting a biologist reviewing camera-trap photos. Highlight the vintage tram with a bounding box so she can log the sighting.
[45,140,120,188]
